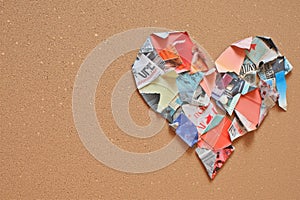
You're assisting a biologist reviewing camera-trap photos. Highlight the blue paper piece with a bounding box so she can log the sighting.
[275,71,287,111]
[173,113,198,147]
[176,72,204,103]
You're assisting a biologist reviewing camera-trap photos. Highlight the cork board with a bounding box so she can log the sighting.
[1,1,300,199]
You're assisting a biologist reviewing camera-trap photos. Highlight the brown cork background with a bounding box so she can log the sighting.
[1,0,300,199]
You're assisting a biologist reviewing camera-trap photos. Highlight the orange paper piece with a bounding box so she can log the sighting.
[215,37,253,74]
[159,46,181,61]
[234,88,262,129]
[215,46,245,74]
[198,117,232,150]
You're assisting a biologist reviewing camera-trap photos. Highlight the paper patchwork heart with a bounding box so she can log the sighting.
[131,31,293,179]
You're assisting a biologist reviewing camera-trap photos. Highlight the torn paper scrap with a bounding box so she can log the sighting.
[171,113,198,147]
[176,71,204,103]
[275,70,287,111]
[196,145,234,179]
[215,45,246,74]
[150,31,195,73]
[139,70,178,113]
[200,68,217,97]
[132,53,165,89]
[228,117,248,141]
[190,45,210,74]
[160,95,183,122]
[234,88,262,131]
[246,36,280,66]
[259,80,279,110]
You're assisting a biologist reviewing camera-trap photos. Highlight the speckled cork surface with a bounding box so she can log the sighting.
[1,1,300,199]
